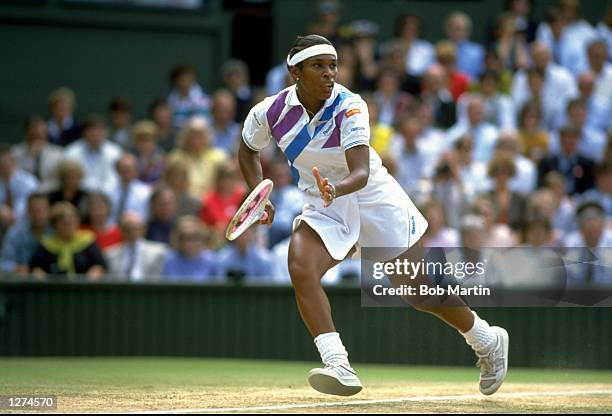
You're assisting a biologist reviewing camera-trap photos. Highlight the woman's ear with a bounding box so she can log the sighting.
[288,65,300,83]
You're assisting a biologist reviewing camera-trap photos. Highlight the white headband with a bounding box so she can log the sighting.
[286,44,337,66]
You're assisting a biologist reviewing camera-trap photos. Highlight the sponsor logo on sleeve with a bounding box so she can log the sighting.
[345,108,361,118]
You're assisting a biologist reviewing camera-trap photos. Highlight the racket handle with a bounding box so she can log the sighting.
[260,211,269,222]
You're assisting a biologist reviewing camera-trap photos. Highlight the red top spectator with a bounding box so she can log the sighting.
[199,162,246,236]
[436,40,470,101]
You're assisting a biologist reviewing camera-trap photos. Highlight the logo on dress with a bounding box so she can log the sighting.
[345,108,361,118]
[410,215,416,235]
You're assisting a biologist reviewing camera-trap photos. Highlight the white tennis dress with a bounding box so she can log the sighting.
[242,83,428,261]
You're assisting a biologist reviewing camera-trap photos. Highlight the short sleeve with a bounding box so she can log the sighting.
[242,100,271,151]
[339,98,370,151]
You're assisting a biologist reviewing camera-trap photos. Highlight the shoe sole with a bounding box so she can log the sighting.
[308,369,363,397]
[480,327,509,396]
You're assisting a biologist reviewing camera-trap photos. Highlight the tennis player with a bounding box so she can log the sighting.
[238,34,509,397]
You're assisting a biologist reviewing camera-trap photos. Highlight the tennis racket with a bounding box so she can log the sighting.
[225,179,274,241]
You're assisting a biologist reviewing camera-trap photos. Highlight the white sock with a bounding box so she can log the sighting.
[314,332,350,367]
[460,311,496,354]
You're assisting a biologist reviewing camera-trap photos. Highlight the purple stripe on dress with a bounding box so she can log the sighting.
[322,110,346,148]
[266,90,289,129]
[271,106,303,142]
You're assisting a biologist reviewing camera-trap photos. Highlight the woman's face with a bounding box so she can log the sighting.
[135,134,156,156]
[294,54,337,101]
[55,214,79,241]
[89,197,110,224]
[186,131,207,152]
[62,172,82,191]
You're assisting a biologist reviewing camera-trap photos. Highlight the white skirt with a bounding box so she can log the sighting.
[293,168,429,261]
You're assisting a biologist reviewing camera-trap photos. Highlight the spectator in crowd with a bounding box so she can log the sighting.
[333,41,358,91]
[443,11,485,79]
[563,201,612,286]
[30,202,106,280]
[148,98,176,152]
[506,0,538,44]
[162,215,217,282]
[110,153,152,225]
[221,59,253,123]
[420,64,457,129]
[130,120,165,185]
[472,196,518,246]
[373,67,413,127]
[305,0,342,45]
[485,153,528,232]
[576,72,611,132]
[81,192,122,251]
[596,5,612,56]
[419,198,460,247]
[47,159,90,219]
[167,117,228,198]
[455,214,487,269]
[0,193,51,276]
[548,98,607,163]
[267,159,304,248]
[64,114,121,195]
[511,42,577,130]
[542,172,577,237]
[145,186,177,245]
[0,146,39,239]
[536,6,567,66]
[12,115,63,191]
[108,96,134,148]
[361,93,395,157]
[46,87,82,147]
[584,39,612,105]
[457,70,516,130]
[538,125,596,195]
[217,227,274,284]
[453,135,489,199]
[412,100,448,163]
[522,218,554,247]
[543,0,598,76]
[105,212,166,282]
[199,161,246,238]
[431,153,470,228]
[517,101,549,162]
[490,12,530,71]
[348,20,381,92]
[378,40,416,94]
[579,161,612,216]
[265,61,290,96]
[482,49,514,94]
[210,89,241,155]
[167,64,211,130]
[161,160,201,218]
[493,131,537,196]
[392,13,435,78]
[446,95,499,163]
[391,116,430,196]
[435,40,470,101]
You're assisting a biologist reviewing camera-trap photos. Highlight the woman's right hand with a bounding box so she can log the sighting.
[258,200,275,225]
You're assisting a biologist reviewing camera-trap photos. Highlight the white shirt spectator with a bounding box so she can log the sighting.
[105,239,167,282]
[405,39,436,76]
[537,20,598,76]
[11,142,63,192]
[109,180,152,225]
[0,169,39,223]
[457,93,516,130]
[446,121,499,164]
[596,21,612,57]
[64,139,121,195]
[511,64,577,130]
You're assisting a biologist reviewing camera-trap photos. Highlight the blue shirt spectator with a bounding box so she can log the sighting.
[217,228,274,284]
[0,193,51,275]
[168,64,211,130]
[444,11,485,79]
[162,249,217,282]
[161,215,217,282]
[0,147,40,232]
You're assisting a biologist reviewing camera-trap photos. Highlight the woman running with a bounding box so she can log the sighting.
[238,34,509,397]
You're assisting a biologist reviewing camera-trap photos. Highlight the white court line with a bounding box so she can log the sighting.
[132,389,612,414]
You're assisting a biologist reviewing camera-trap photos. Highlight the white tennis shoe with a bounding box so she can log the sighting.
[307,363,363,396]
[476,326,509,395]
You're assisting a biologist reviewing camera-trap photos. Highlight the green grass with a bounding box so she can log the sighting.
[1,357,611,394]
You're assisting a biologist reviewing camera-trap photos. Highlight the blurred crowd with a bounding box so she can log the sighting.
[0,0,610,285]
